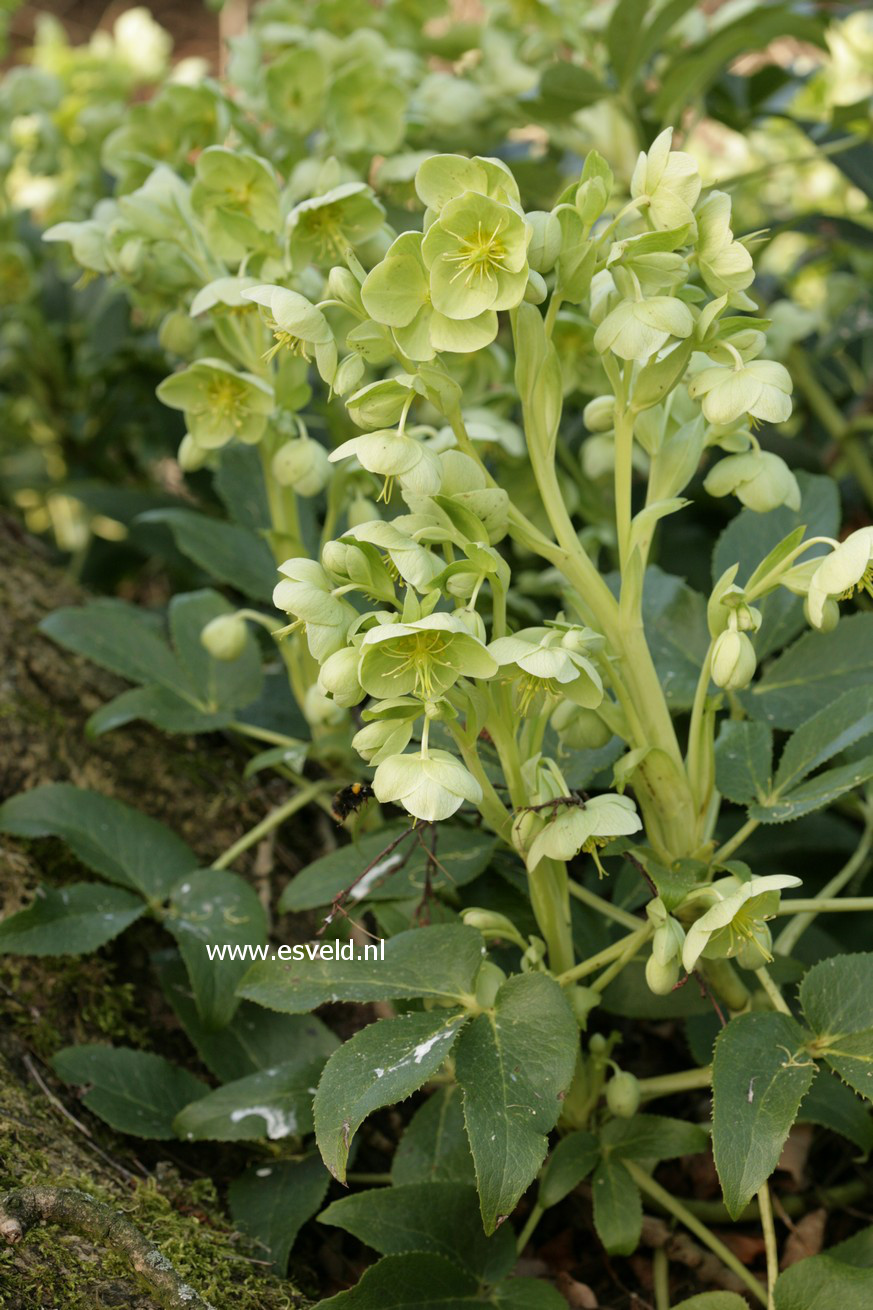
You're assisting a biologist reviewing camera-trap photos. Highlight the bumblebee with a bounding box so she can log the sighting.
[331,781,375,823]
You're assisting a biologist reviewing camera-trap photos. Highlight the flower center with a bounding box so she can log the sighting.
[209,378,242,421]
[264,329,310,363]
[442,221,511,287]
[382,632,452,698]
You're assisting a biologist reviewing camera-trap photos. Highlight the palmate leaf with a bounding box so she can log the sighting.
[139,508,277,601]
[173,1059,324,1141]
[714,720,773,806]
[391,1086,476,1187]
[591,1155,642,1256]
[315,1252,567,1309]
[744,613,873,729]
[454,973,578,1233]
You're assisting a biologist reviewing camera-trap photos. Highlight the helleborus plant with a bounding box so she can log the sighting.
[13,10,873,1303]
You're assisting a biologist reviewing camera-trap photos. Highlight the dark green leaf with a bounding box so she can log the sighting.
[0,883,144,956]
[798,1071,873,1154]
[155,952,338,1082]
[591,1156,641,1256]
[640,567,710,711]
[712,1012,816,1218]
[228,1155,329,1273]
[800,954,873,1102]
[320,1182,516,1281]
[774,688,873,795]
[714,720,773,806]
[52,1045,206,1139]
[87,686,232,736]
[749,755,873,825]
[174,1060,323,1141]
[774,1254,873,1309]
[139,509,276,601]
[280,826,495,912]
[0,784,195,900]
[238,925,486,1013]
[167,869,268,1029]
[314,1252,479,1308]
[745,614,873,729]
[314,1010,468,1182]
[40,600,187,691]
[601,1113,709,1162]
[391,1086,476,1186]
[454,973,578,1232]
[539,1130,599,1209]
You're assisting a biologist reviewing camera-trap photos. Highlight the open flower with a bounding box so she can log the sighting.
[688,359,792,426]
[526,794,642,873]
[156,358,274,449]
[361,232,498,360]
[358,613,497,700]
[630,128,701,231]
[806,527,873,629]
[344,521,442,592]
[421,191,530,320]
[329,428,442,501]
[488,627,603,714]
[593,295,693,363]
[695,191,754,298]
[191,147,280,257]
[288,182,385,264]
[704,450,800,513]
[373,748,482,821]
[415,153,521,214]
[272,559,356,661]
[242,284,337,383]
[682,874,802,973]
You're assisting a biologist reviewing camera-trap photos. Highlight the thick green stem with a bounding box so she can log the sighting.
[636,1066,712,1099]
[529,857,576,976]
[622,1161,768,1305]
[613,404,635,573]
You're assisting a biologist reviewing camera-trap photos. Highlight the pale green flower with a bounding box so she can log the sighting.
[353,699,420,765]
[630,128,701,231]
[415,153,521,213]
[488,626,603,714]
[325,61,407,154]
[272,559,356,661]
[321,538,396,605]
[711,628,756,691]
[373,748,482,821]
[358,613,497,701]
[329,429,442,501]
[156,358,274,449]
[695,191,754,298]
[191,146,280,256]
[242,284,337,383]
[645,897,686,995]
[421,191,530,320]
[682,874,802,973]
[344,521,443,591]
[317,646,365,708]
[200,614,247,662]
[688,359,793,426]
[189,276,260,317]
[272,437,332,497]
[265,46,326,134]
[806,527,873,629]
[704,451,800,513]
[526,794,642,873]
[594,295,693,363]
[288,182,385,264]
[361,232,498,360]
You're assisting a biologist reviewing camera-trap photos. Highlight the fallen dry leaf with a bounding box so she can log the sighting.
[782,1209,827,1268]
[555,1270,598,1308]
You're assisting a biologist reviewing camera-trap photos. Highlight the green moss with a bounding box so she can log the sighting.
[0,1062,311,1308]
